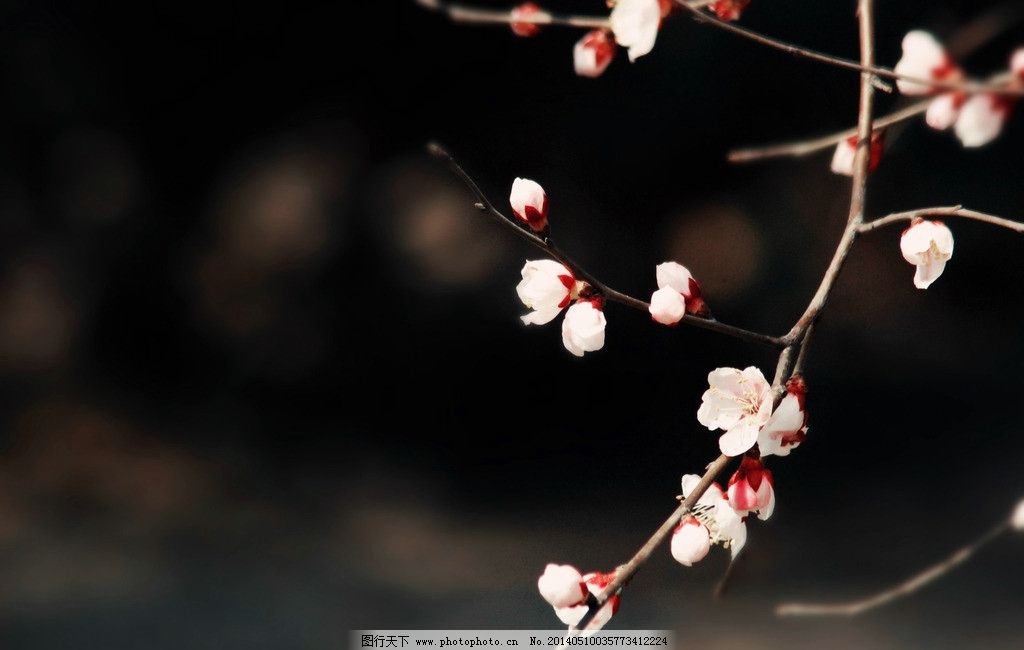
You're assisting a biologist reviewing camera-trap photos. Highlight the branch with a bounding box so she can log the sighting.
[858,206,1024,234]
[427,142,786,348]
[415,0,611,29]
[672,1,1024,97]
[728,100,929,163]
[776,520,1010,618]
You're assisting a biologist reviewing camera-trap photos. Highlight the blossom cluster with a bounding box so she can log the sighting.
[510,0,752,78]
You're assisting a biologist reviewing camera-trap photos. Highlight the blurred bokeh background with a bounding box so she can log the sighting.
[0,0,1022,647]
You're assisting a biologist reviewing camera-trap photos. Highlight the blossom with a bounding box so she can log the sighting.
[574,30,616,78]
[894,31,959,96]
[697,366,773,457]
[610,0,661,62]
[711,0,751,21]
[681,474,747,558]
[954,94,1010,148]
[1011,498,1024,531]
[537,563,587,608]
[510,178,549,232]
[648,262,707,325]
[510,3,545,38]
[900,219,954,289]
[830,134,884,176]
[727,455,775,520]
[670,516,711,566]
[554,571,620,631]
[757,376,808,457]
[517,260,579,325]
[1012,48,1024,79]
[562,299,607,357]
[925,92,965,130]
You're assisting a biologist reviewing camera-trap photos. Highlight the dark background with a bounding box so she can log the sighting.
[0,0,1022,648]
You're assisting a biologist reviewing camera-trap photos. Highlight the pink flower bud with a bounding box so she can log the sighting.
[510,2,544,38]
[509,178,549,232]
[954,94,1010,148]
[830,134,884,177]
[537,563,587,608]
[900,219,953,289]
[670,517,711,566]
[894,31,959,95]
[711,0,751,21]
[651,262,707,320]
[574,30,616,78]
[554,571,620,631]
[727,455,775,520]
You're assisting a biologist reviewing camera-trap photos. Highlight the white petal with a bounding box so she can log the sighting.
[538,564,586,608]
[670,521,711,566]
[510,178,546,220]
[954,94,1007,148]
[914,258,947,289]
[756,482,775,521]
[561,302,606,356]
[830,140,856,176]
[609,0,660,62]
[894,30,949,95]
[1011,48,1024,79]
[517,260,572,314]
[648,286,686,325]
[521,308,563,326]
[718,422,759,457]
[655,262,694,295]
[925,93,961,130]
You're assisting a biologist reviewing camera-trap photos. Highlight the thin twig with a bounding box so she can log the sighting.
[859,206,1024,234]
[672,1,1024,97]
[780,0,875,347]
[792,322,814,377]
[728,100,930,163]
[427,142,786,348]
[776,521,1010,617]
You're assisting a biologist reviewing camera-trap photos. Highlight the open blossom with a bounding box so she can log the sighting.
[554,571,620,631]
[757,376,808,457]
[610,0,661,62]
[510,2,544,38]
[538,563,587,608]
[510,178,549,232]
[681,474,747,558]
[900,219,954,289]
[711,0,751,21]
[894,31,959,96]
[648,262,707,325]
[670,516,711,566]
[697,366,773,457]
[517,260,579,325]
[830,133,884,176]
[727,455,775,520]
[574,30,616,78]
[954,94,1010,148]
[1011,498,1024,531]
[562,299,606,357]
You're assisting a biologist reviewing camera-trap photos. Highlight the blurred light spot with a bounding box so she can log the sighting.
[665,204,764,303]
[0,258,77,374]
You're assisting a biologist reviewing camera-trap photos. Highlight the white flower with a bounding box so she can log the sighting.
[1011,498,1024,531]
[681,474,747,558]
[554,571,620,632]
[537,563,587,608]
[574,30,616,78]
[726,456,775,521]
[1011,48,1024,79]
[954,94,1008,148]
[757,377,808,457]
[670,517,711,566]
[697,367,773,457]
[510,178,549,232]
[900,219,954,290]
[925,93,963,130]
[610,0,661,62]
[894,30,953,96]
[561,300,606,357]
[517,260,577,325]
